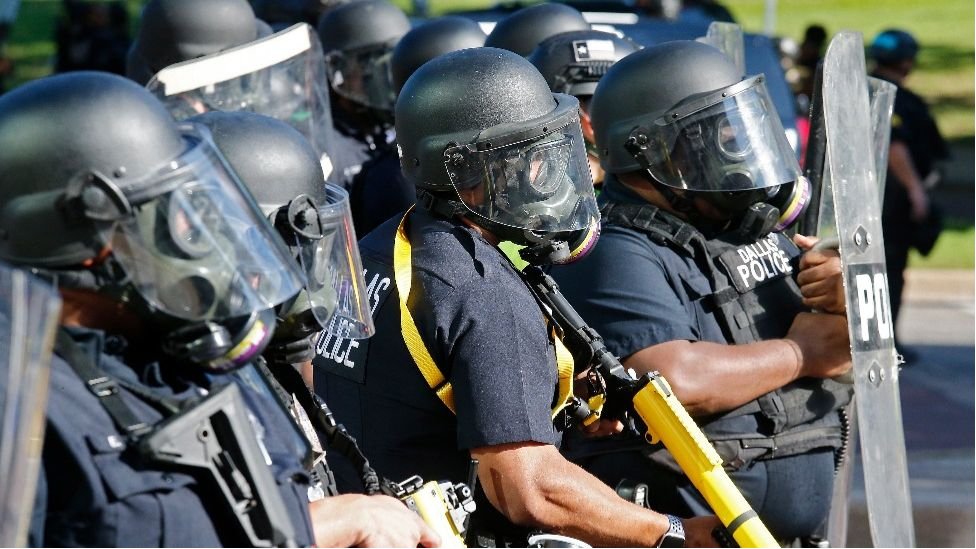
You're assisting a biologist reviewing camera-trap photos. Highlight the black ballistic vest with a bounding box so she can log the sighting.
[600,201,852,469]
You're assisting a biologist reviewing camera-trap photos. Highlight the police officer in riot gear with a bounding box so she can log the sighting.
[528,29,640,186]
[126,0,261,85]
[349,15,487,236]
[129,0,336,186]
[190,111,374,366]
[485,2,591,57]
[1,71,436,548]
[313,46,723,547]
[551,41,853,541]
[316,0,409,190]
[190,110,442,547]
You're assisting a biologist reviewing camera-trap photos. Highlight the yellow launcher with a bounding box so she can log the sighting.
[400,479,472,548]
[631,374,779,548]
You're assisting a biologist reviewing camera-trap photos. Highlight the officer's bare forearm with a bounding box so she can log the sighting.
[471,442,670,547]
[623,339,802,416]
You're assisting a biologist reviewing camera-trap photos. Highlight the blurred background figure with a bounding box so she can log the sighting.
[869,28,950,333]
[55,0,130,75]
[484,2,590,57]
[316,0,409,189]
[794,24,827,105]
[0,0,18,92]
[250,0,347,30]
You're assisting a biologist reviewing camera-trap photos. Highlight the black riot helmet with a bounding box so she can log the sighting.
[0,72,304,370]
[528,29,640,97]
[193,111,373,340]
[391,16,487,94]
[485,3,590,57]
[396,47,601,265]
[126,0,259,85]
[317,0,411,114]
[592,40,809,235]
[191,111,327,209]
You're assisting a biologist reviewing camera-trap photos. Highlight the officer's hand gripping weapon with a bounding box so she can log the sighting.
[260,357,476,546]
[520,266,778,548]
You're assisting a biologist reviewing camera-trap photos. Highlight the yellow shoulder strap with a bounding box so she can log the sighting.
[394,207,456,413]
[393,209,573,419]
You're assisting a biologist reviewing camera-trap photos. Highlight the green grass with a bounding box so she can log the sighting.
[909,218,975,270]
[6,0,972,140]
[728,0,975,140]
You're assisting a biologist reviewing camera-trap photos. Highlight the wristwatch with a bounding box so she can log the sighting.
[657,514,686,548]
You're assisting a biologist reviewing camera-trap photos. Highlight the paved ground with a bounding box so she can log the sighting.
[844,268,974,547]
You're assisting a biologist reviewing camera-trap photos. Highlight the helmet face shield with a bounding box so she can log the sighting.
[325,43,397,112]
[147,24,335,177]
[293,185,374,340]
[108,125,304,321]
[630,75,800,193]
[444,95,599,233]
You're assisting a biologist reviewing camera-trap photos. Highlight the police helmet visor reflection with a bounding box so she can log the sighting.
[296,185,374,339]
[325,43,397,112]
[633,75,800,193]
[108,124,304,321]
[146,24,335,170]
[444,95,598,233]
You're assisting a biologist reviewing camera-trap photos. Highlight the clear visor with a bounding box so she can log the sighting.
[296,185,374,339]
[325,43,396,112]
[635,76,800,193]
[445,120,599,233]
[109,125,304,321]
[146,24,335,176]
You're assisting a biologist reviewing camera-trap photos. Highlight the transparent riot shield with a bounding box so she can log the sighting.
[868,77,897,198]
[146,23,336,180]
[0,265,62,547]
[817,31,914,548]
[696,21,746,77]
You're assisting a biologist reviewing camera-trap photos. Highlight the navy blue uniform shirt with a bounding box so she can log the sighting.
[550,177,834,538]
[312,207,561,494]
[349,149,415,237]
[30,327,315,547]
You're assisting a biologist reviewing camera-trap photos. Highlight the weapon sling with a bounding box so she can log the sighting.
[54,329,299,548]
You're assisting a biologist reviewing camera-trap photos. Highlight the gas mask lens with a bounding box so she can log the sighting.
[108,124,304,321]
[444,97,599,234]
[631,75,800,194]
[166,184,219,258]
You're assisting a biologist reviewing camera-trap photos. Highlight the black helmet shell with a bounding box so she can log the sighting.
[395,47,558,191]
[391,16,487,94]
[190,111,327,210]
[0,72,186,267]
[590,40,742,174]
[528,29,639,97]
[316,0,410,54]
[127,0,258,85]
[485,3,590,57]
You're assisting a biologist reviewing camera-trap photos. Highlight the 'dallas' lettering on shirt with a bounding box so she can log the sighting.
[314,267,391,371]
